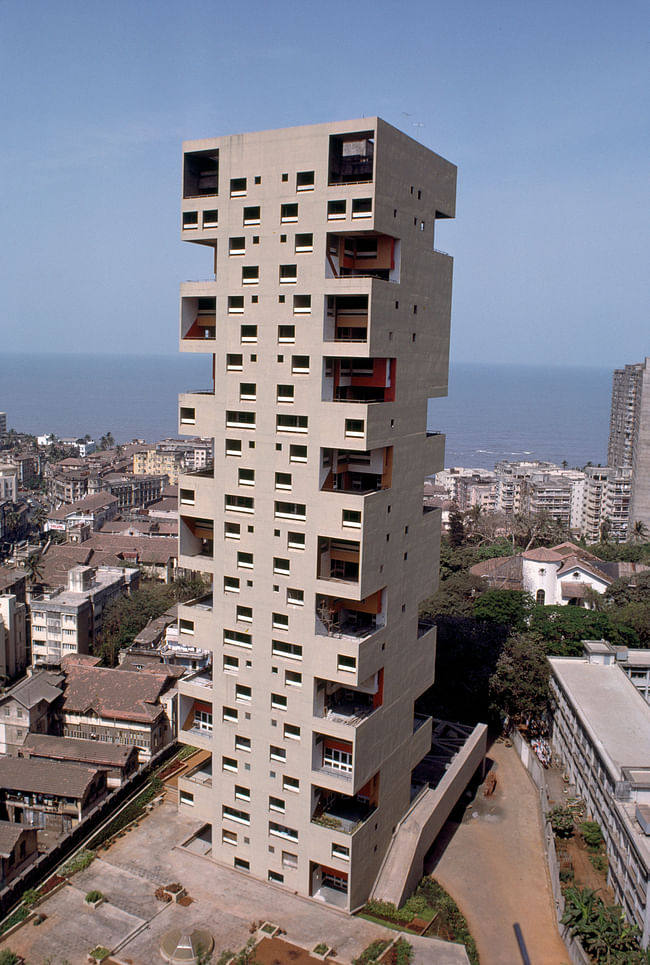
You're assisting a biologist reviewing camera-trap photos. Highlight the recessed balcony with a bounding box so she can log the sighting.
[180,516,214,560]
[328,131,374,185]
[311,786,376,835]
[326,233,399,283]
[317,537,359,585]
[324,295,368,344]
[316,590,385,641]
[320,446,392,495]
[323,358,396,405]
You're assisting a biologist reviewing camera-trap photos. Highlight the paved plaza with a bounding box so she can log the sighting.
[0,796,470,965]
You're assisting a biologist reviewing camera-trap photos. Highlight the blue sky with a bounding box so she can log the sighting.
[0,0,647,367]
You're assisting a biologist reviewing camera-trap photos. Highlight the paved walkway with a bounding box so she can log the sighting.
[0,797,470,965]
[427,741,570,965]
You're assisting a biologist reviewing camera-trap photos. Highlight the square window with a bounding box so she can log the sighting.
[285,670,302,687]
[237,605,253,623]
[183,211,198,229]
[293,294,311,314]
[276,384,294,403]
[251,295,258,304]
[280,234,287,243]
[275,472,292,490]
[282,173,289,182]
[291,355,309,373]
[203,209,218,227]
[342,510,361,528]
[253,235,260,244]
[223,655,239,673]
[229,296,245,314]
[278,294,286,304]
[287,532,305,550]
[327,199,346,220]
[237,551,254,569]
[296,170,315,191]
[227,353,244,370]
[271,693,288,709]
[287,588,304,606]
[239,382,256,401]
[289,444,307,463]
[282,776,300,793]
[281,203,298,223]
[224,576,240,592]
[238,468,255,486]
[242,266,259,284]
[273,558,290,576]
[243,205,260,225]
[230,177,247,196]
[229,237,246,255]
[240,325,258,343]
[352,198,372,218]
[235,735,251,752]
[279,264,297,284]
[295,232,313,253]
[283,723,300,741]
[226,438,242,456]
[278,325,295,343]
[254,175,261,184]
[225,521,241,540]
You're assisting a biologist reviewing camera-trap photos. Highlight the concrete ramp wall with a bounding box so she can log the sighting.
[371,723,487,907]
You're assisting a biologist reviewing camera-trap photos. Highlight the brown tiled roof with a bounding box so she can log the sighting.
[561,581,588,599]
[39,544,95,588]
[61,654,101,668]
[0,566,25,594]
[556,556,611,583]
[522,548,563,562]
[0,757,99,798]
[82,534,177,565]
[23,734,137,768]
[62,666,171,723]
[0,821,33,856]
[48,493,118,520]
[470,555,523,589]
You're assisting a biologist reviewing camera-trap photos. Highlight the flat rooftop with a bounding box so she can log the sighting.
[550,658,650,777]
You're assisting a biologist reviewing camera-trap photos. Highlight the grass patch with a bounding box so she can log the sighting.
[88,777,163,848]
[0,907,29,936]
[59,848,95,877]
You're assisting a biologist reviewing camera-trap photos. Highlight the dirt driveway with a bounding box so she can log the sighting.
[427,740,570,965]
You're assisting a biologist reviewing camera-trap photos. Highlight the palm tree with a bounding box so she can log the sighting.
[23,550,44,584]
[630,520,649,543]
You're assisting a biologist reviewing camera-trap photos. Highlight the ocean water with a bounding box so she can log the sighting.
[1,353,611,470]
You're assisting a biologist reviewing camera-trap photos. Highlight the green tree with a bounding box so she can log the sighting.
[473,589,534,631]
[420,571,485,619]
[489,633,550,723]
[447,504,465,547]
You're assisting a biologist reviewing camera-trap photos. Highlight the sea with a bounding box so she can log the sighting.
[1,353,611,471]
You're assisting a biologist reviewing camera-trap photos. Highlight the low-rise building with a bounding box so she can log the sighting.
[30,565,139,668]
[45,493,119,534]
[0,671,64,755]
[0,821,38,886]
[61,663,177,761]
[0,757,107,831]
[22,734,139,787]
[470,542,613,606]
[550,652,650,945]
[0,468,17,502]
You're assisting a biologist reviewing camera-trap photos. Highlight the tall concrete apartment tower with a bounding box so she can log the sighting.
[608,358,650,533]
[175,119,456,910]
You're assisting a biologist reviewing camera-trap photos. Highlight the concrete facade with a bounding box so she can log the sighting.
[609,357,650,535]
[175,119,456,910]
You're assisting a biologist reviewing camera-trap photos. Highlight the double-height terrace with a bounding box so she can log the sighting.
[178,690,213,750]
[320,446,392,495]
[323,357,396,405]
[326,232,400,283]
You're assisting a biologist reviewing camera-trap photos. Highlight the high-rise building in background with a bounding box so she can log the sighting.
[608,358,650,534]
[174,119,456,909]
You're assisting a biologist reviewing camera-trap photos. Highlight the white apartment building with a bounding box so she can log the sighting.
[30,565,139,668]
[174,119,457,909]
[550,651,650,946]
[0,593,27,682]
